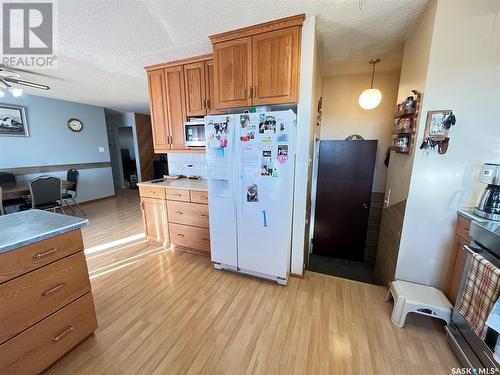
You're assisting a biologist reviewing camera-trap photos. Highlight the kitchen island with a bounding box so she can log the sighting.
[0,210,98,374]
[137,178,210,254]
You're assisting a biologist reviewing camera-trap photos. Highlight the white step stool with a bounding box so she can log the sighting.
[385,280,453,328]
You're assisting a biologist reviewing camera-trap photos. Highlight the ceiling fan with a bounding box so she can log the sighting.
[0,65,50,97]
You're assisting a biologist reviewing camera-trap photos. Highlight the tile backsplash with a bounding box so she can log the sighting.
[167,153,207,179]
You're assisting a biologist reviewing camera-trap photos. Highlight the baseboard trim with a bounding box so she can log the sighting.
[289,272,304,279]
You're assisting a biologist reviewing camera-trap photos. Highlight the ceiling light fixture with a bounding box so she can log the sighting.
[359,58,382,110]
[10,87,23,97]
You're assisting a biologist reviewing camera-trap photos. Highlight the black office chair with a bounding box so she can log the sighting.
[0,172,27,213]
[0,172,16,185]
[19,176,65,214]
[62,169,85,216]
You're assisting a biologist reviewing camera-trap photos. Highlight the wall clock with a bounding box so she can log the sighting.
[67,118,83,132]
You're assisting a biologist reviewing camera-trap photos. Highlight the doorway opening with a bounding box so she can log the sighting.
[117,127,138,189]
[309,140,381,284]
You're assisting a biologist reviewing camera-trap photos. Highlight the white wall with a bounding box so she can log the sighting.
[321,71,401,192]
[0,93,115,202]
[385,0,437,206]
[395,0,500,287]
[291,16,323,275]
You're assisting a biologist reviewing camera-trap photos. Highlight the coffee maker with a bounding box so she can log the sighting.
[474,163,500,221]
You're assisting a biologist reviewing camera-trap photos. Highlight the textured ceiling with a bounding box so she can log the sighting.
[14,0,427,113]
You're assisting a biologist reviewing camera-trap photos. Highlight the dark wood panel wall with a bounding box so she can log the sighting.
[134,113,156,182]
[373,199,407,286]
[364,192,384,265]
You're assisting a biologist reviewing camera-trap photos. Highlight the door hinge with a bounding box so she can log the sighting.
[206,98,210,109]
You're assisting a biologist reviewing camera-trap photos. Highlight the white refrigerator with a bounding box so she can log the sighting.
[205,110,296,285]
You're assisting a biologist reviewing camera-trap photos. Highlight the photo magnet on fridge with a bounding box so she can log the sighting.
[246,184,259,202]
[258,115,276,134]
[261,158,273,176]
[240,114,250,128]
[262,150,271,157]
[277,145,288,165]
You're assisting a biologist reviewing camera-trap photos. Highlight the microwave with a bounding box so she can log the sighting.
[184,119,205,147]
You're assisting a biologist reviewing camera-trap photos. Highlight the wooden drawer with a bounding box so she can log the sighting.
[0,230,84,284]
[169,223,210,253]
[139,185,166,199]
[167,201,209,228]
[0,251,91,344]
[165,188,190,202]
[0,293,97,375]
[190,190,208,204]
[456,216,472,242]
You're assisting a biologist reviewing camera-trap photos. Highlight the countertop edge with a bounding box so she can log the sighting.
[0,219,88,254]
[137,179,208,191]
[457,207,492,223]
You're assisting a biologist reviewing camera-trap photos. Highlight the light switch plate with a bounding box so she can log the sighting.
[98,147,105,153]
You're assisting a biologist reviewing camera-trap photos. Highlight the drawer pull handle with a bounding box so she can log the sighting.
[41,282,66,296]
[202,238,209,241]
[33,248,58,259]
[200,214,208,218]
[51,325,74,342]
[177,234,185,237]
[175,211,184,215]
[175,194,183,197]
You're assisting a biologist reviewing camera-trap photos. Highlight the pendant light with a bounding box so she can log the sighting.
[359,58,382,110]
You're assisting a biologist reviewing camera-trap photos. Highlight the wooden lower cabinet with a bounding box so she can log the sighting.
[140,197,169,244]
[169,223,211,253]
[0,230,97,374]
[139,185,210,255]
[444,215,472,305]
[0,293,97,375]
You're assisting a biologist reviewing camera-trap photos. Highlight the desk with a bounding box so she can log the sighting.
[1,181,75,201]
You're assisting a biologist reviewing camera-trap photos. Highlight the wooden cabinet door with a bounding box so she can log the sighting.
[164,66,188,150]
[252,26,300,105]
[213,37,252,109]
[140,197,168,244]
[184,62,207,116]
[205,60,224,115]
[147,70,170,150]
[444,235,469,305]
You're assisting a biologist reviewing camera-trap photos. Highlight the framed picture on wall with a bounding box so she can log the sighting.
[0,105,28,137]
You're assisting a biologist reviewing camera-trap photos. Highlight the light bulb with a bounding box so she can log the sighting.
[359,88,382,110]
[10,87,23,97]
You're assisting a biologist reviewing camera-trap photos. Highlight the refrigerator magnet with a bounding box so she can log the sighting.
[277,134,288,143]
[246,184,259,202]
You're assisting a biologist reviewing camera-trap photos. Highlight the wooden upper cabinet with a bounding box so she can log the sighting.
[209,14,304,109]
[164,65,188,150]
[147,70,169,150]
[184,62,207,116]
[213,37,253,109]
[205,60,224,115]
[252,26,300,105]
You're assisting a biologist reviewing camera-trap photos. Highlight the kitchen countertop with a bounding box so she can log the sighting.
[137,178,208,191]
[457,207,494,223]
[0,210,88,254]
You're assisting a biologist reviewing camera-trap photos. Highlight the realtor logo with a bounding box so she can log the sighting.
[1,2,57,68]
[3,2,53,54]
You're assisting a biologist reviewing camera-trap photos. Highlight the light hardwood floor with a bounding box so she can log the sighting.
[48,190,459,374]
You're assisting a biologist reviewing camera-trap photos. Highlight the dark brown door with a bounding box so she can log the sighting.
[313,140,377,261]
